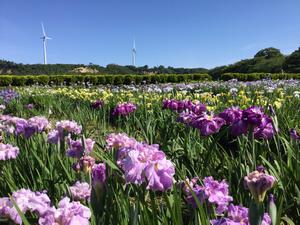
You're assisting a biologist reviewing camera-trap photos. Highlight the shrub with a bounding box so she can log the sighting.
[167,75,178,83]
[113,75,124,85]
[185,74,194,81]
[260,73,272,79]
[221,73,255,81]
[238,74,248,81]
[220,72,300,81]
[124,75,134,85]
[3,72,300,86]
[193,73,211,81]
[36,75,50,85]
[149,75,157,84]
[97,76,106,85]
[176,75,185,82]
[141,75,149,84]
[105,75,115,84]
[25,76,35,85]
[12,76,26,86]
[134,75,143,84]
[157,75,167,83]
[0,76,12,86]
[76,75,85,84]
[63,75,75,86]
[88,76,98,85]
[49,75,64,85]
[293,73,300,79]
[221,73,234,81]
[182,74,190,82]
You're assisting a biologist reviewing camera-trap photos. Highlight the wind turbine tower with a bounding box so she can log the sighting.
[41,22,52,65]
[132,39,136,67]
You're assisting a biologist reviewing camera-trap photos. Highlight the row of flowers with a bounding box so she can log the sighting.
[0,116,104,224]
[164,99,277,139]
[2,80,299,115]
[0,190,91,225]
[91,98,299,141]
[1,102,299,163]
[0,124,277,225]
[0,91,297,224]
[0,103,299,160]
[105,133,277,225]
[12,79,300,96]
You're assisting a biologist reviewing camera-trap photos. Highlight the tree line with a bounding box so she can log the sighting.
[1,47,300,78]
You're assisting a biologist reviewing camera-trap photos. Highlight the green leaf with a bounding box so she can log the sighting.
[281,217,295,225]
[10,196,31,225]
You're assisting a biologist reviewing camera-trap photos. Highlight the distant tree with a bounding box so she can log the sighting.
[283,47,300,73]
[106,64,133,74]
[254,47,283,59]
[209,66,228,80]
[135,65,149,74]
[224,59,253,73]
[216,47,285,76]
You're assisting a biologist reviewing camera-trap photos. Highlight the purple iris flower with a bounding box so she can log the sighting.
[184,176,233,214]
[91,100,104,109]
[243,106,265,126]
[230,120,248,136]
[163,99,206,114]
[192,113,225,136]
[0,89,19,104]
[110,133,175,192]
[162,99,171,109]
[191,103,206,115]
[290,129,300,141]
[210,204,271,225]
[25,104,34,110]
[14,118,28,136]
[24,125,37,139]
[253,116,276,139]
[219,107,243,125]
[112,102,137,116]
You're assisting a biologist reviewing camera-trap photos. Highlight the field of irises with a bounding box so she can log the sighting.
[0,79,299,225]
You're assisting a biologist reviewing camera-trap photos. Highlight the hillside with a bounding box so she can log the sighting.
[209,47,291,79]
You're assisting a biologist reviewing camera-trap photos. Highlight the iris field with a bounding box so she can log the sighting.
[0,80,299,225]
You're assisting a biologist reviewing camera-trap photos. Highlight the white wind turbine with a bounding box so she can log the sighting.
[132,39,136,67]
[41,22,52,64]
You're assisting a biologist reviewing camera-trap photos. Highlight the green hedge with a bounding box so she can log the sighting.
[12,76,27,86]
[221,73,300,81]
[0,74,211,86]
[0,76,12,86]
[2,73,299,86]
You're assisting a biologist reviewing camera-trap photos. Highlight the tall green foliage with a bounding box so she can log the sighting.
[283,47,300,73]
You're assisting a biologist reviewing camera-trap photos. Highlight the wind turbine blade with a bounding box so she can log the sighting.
[46,37,52,40]
[41,22,46,36]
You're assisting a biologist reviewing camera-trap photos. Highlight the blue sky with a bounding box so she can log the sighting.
[1,0,300,68]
